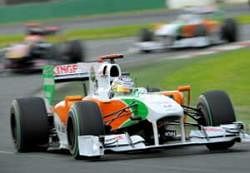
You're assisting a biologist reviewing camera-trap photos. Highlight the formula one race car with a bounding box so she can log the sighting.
[136,7,238,53]
[10,54,249,159]
[2,23,84,72]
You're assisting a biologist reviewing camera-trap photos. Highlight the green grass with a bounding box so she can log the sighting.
[64,24,153,40]
[127,48,250,124]
[236,14,250,25]
[0,34,23,47]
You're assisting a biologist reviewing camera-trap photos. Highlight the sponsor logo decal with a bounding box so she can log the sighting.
[204,127,225,132]
[54,64,78,75]
[105,135,125,144]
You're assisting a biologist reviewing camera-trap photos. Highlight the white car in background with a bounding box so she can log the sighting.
[136,7,238,53]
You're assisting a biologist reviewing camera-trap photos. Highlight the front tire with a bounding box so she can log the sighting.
[10,97,49,152]
[197,90,236,150]
[67,101,105,159]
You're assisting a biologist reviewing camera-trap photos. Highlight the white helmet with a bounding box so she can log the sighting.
[111,76,134,94]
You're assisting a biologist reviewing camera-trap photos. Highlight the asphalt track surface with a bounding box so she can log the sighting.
[1,4,250,173]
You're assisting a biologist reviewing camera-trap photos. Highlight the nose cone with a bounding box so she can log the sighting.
[139,94,184,122]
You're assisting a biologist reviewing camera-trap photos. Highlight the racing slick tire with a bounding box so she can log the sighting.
[10,97,49,152]
[48,45,60,60]
[65,40,85,63]
[197,90,236,150]
[138,28,154,53]
[67,101,105,159]
[221,18,238,42]
[139,28,154,42]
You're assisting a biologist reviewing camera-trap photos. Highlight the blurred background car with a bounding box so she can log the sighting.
[2,23,85,72]
[136,6,238,53]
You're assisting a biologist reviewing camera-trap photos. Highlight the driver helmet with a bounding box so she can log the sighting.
[111,76,134,95]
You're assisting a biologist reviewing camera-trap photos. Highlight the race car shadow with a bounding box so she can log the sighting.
[35,143,250,162]
[83,144,250,162]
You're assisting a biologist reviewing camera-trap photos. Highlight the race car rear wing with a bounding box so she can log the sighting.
[42,61,122,105]
[53,63,99,82]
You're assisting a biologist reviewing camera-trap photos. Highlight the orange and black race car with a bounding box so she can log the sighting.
[2,23,84,72]
[136,7,238,53]
[10,54,250,159]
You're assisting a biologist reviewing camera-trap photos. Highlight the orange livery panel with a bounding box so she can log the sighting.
[54,96,132,130]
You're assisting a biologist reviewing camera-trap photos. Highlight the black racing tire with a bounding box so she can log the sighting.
[10,97,49,152]
[197,90,236,150]
[139,28,154,42]
[195,25,207,37]
[141,49,152,54]
[221,18,238,42]
[47,45,60,60]
[67,101,105,159]
[65,40,85,63]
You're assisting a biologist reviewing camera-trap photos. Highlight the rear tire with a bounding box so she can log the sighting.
[67,101,104,159]
[138,28,154,53]
[221,18,238,42]
[139,28,154,42]
[48,45,60,60]
[10,97,49,152]
[65,40,85,63]
[197,90,236,150]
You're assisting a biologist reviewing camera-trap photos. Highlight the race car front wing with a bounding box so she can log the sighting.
[77,122,250,157]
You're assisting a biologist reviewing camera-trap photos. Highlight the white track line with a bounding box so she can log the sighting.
[0,150,14,155]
